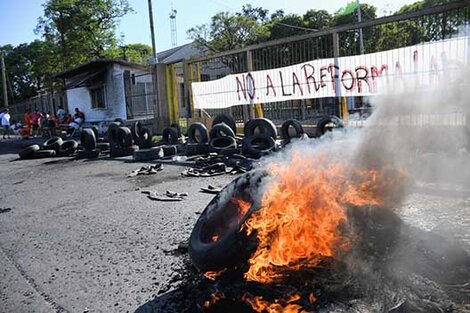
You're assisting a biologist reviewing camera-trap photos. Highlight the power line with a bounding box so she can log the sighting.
[273,21,318,32]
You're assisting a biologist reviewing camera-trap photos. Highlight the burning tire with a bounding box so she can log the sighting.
[189,170,268,273]
[212,114,237,134]
[281,119,304,143]
[315,116,344,137]
[187,123,209,144]
[210,123,236,139]
[244,118,278,139]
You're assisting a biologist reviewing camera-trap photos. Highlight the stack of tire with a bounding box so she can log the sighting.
[208,114,238,155]
[185,122,210,156]
[77,129,100,159]
[106,121,139,158]
[132,122,164,162]
[280,119,307,146]
[19,137,79,160]
[159,123,183,158]
[242,118,277,158]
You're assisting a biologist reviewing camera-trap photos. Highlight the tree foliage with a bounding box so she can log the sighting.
[36,0,133,69]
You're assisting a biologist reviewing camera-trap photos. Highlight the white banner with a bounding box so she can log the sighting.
[192,37,468,109]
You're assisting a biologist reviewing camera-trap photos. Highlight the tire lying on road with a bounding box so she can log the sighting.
[281,119,304,143]
[210,136,237,152]
[133,147,164,162]
[244,118,278,139]
[209,123,235,139]
[212,114,237,135]
[19,144,40,159]
[109,145,139,158]
[189,170,268,273]
[185,143,211,156]
[33,150,56,159]
[77,149,100,159]
[96,142,111,151]
[187,123,209,144]
[58,140,79,157]
[242,135,276,158]
[80,129,97,150]
[43,136,63,153]
[162,127,179,144]
[315,115,344,138]
[116,127,133,148]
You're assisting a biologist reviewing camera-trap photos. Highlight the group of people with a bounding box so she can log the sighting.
[21,106,85,137]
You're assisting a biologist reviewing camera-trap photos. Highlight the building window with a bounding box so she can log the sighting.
[90,86,106,109]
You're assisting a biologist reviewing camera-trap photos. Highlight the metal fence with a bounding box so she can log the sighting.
[7,92,66,124]
[185,0,470,124]
[122,71,155,120]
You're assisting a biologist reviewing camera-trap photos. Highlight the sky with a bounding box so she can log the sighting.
[0,0,417,52]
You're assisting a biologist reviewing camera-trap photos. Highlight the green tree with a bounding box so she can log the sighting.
[36,0,133,70]
[105,43,153,64]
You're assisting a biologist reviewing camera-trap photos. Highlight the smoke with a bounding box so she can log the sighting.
[254,65,470,310]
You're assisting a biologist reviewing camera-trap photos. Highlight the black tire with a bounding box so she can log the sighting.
[77,149,100,159]
[90,126,99,141]
[162,127,179,144]
[210,136,237,152]
[315,115,344,138]
[58,140,79,157]
[210,123,236,139]
[32,150,56,159]
[281,119,304,142]
[80,129,97,150]
[96,142,111,151]
[187,123,209,144]
[132,121,143,143]
[242,135,276,157]
[116,127,133,148]
[244,118,278,139]
[43,137,63,153]
[185,143,211,156]
[114,118,124,124]
[133,147,164,162]
[139,128,153,145]
[212,114,237,134]
[170,123,182,138]
[109,145,139,158]
[106,122,121,144]
[161,145,178,157]
[189,170,268,272]
[19,145,40,159]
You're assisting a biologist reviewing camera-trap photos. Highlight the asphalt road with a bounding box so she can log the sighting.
[0,138,469,313]
[0,140,234,313]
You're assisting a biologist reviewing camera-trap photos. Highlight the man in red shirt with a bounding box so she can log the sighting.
[30,110,43,137]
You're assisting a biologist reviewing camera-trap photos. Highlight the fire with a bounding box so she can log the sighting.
[243,152,401,283]
[231,197,252,220]
[204,268,228,281]
[242,293,306,313]
[203,293,224,308]
[211,235,219,242]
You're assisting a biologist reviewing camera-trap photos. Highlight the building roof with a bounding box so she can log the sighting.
[157,42,204,64]
[54,58,149,79]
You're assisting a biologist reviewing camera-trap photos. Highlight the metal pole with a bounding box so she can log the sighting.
[147,0,162,129]
[357,0,365,55]
[1,51,8,108]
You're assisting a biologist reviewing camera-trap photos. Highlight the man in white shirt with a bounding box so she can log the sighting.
[56,105,65,123]
[0,109,11,139]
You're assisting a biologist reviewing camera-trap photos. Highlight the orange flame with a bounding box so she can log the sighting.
[242,293,306,313]
[204,268,228,281]
[243,152,402,283]
[203,293,224,308]
[231,197,252,220]
[211,235,219,242]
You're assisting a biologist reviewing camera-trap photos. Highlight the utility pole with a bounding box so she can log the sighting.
[357,0,365,55]
[1,51,8,108]
[148,0,162,129]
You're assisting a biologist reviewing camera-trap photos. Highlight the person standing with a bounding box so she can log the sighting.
[0,109,11,139]
[56,105,65,123]
[23,109,32,136]
[30,110,43,137]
